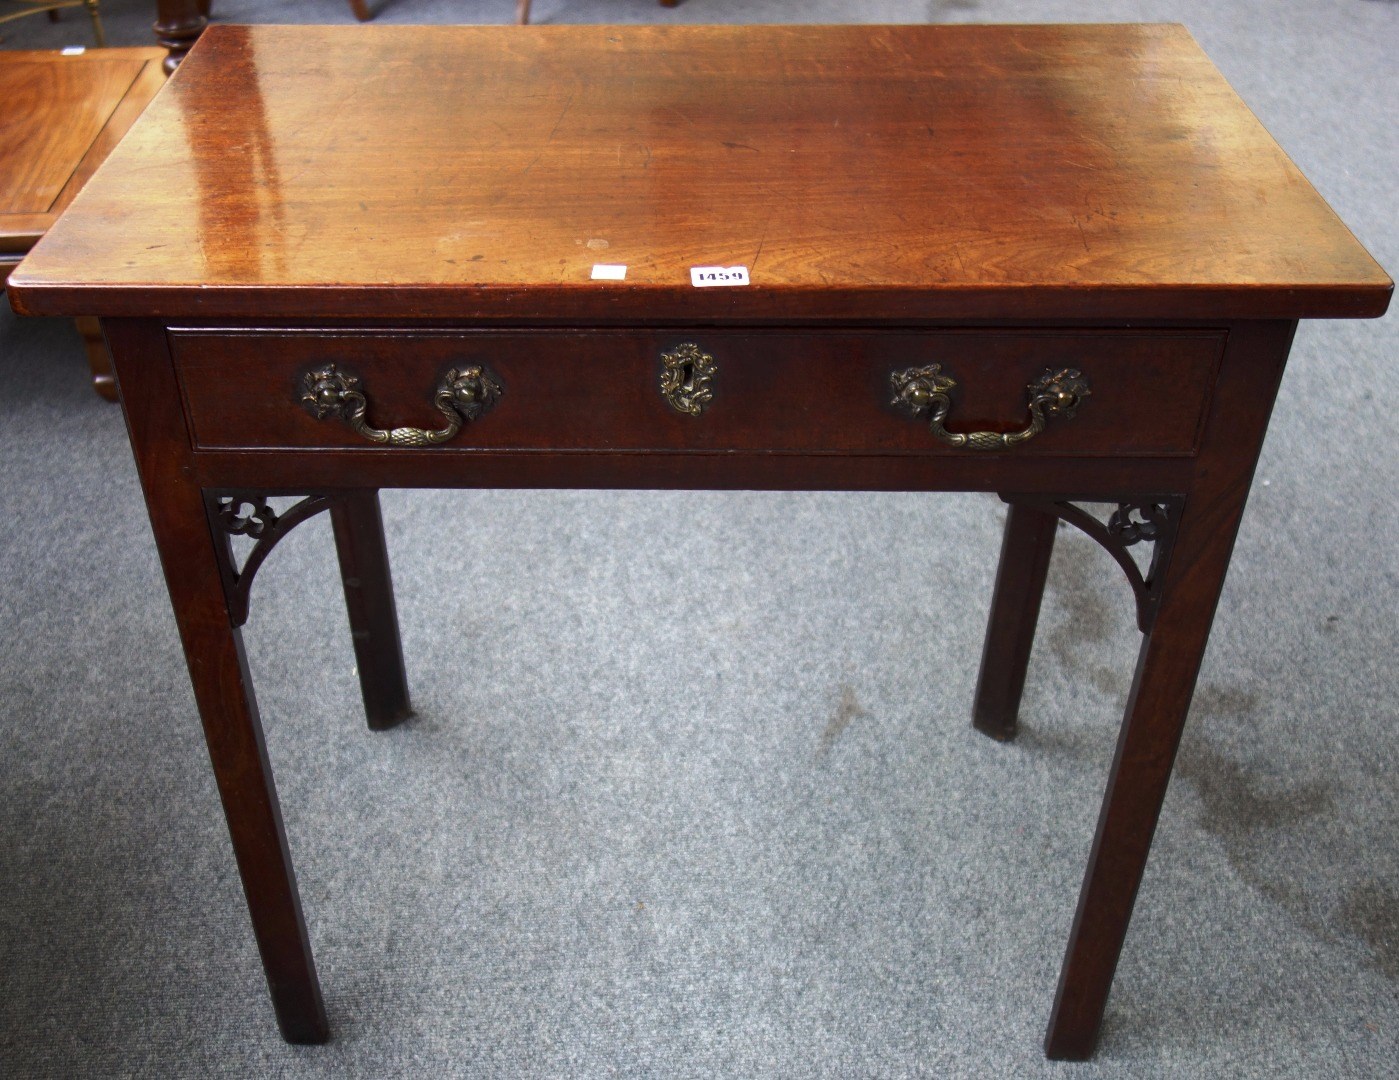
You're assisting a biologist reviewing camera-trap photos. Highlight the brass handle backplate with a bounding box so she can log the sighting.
[300,362,502,446]
[660,343,717,416]
[890,364,1090,450]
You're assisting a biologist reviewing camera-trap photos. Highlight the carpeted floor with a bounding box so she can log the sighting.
[1,1,1395,1076]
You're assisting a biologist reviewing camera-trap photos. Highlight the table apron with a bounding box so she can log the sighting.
[183,448,1198,496]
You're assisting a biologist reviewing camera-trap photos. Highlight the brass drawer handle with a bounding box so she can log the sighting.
[300,362,502,446]
[890,364,1090,450]
[660,343,717,416]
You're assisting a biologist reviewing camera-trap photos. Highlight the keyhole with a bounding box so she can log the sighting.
[660,343,715,416]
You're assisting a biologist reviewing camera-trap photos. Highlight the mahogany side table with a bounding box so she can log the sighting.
[8,23,1391,1061]
[0,45,165,400]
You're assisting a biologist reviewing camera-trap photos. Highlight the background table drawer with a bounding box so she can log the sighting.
[169,328,1225,456]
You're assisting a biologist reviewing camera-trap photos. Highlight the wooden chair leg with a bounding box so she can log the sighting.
[516,0,530,24]
[74,316,118,401]
[347,0,372,21]
[82,0,105,47]
[972,501,1057,740]
[154,0,207,72]
[331,489,412,730]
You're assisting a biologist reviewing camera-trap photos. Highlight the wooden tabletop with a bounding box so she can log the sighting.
[0,47,166,256]
[8,24,1390,321]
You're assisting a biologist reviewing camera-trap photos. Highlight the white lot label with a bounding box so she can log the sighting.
[590,264,627,280]
[690,266,750,287]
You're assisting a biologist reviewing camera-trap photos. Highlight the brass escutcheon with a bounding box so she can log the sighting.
[659,343,717,416]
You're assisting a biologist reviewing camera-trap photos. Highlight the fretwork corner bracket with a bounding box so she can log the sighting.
[1002,495,1185,634]
[205,492,339,627]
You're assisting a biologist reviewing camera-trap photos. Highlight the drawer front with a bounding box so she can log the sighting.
[169,328,1224,456]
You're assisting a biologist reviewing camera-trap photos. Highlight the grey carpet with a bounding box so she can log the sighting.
[2,0,1396,1076]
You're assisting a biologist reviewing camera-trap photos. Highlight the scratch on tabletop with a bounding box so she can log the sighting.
[1072,216,1091,252]
[660,105,698,129]
[751,227,769,272]
[547,92,577,143]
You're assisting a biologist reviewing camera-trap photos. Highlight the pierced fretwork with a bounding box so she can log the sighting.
[1002,495,1185,634]
[206,492,339,627]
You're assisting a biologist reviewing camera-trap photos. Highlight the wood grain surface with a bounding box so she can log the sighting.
[0,48,167,253]
[9,24,1390,320]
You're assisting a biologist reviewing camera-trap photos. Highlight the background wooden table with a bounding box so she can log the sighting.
[152,0,685,68]
[0,45,165,399]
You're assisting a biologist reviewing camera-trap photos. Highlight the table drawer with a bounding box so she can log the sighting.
[169,328,1224,456]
